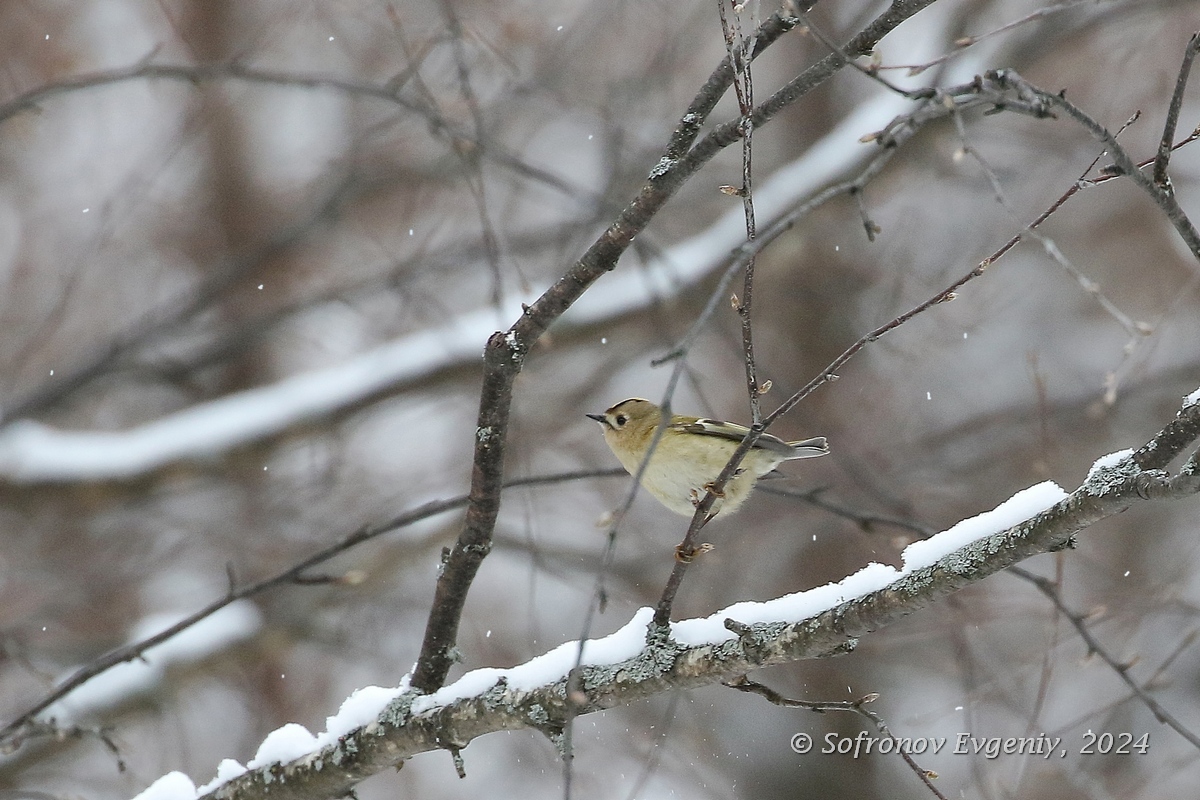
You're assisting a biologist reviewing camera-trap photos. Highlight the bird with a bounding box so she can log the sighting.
[587,397,829,518]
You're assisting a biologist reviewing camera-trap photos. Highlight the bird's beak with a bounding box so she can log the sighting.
[586,413,606,425]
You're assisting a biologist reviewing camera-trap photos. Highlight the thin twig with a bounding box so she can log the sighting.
[0,57,591,425]
[757,484,935,538]
[719,0,764,423]
[1024,554,1065,747]
[1044,628,1200,741]
[948,98,1156,403]
[655,228,984,624]
[991,69,1200,262]
[0,59,577,199]
[0,467,625,753]
[979,114,1200,269]
[0,719,127,771]
[2,173,359,423]
[650,67,1075,372]
[652,148,900,369]
[440,0,511,305]
[197,398,1200,797]
[1010,567,1200,750]
[558,7,830,783]
[620,693,679,800]
[563,395,680,800]
[1153,32,1200,188]
[797,13,934,100]
[653,70,1105,625]
[652,65,1200,622]
[884,0,1116,77]
[726,677,948,800]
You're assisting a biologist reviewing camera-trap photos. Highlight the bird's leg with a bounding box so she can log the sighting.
[674,542,715,562]
[687,486,722,530]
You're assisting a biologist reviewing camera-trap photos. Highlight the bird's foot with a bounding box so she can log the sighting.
[674,542,714,563]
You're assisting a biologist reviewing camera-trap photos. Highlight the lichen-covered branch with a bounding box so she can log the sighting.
[202,399,1200,800]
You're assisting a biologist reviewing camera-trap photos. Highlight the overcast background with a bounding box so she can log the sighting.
[2,1,1200,798]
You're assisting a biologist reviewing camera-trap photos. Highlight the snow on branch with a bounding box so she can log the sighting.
[122,392,1200,799]
[121,477,1113,800]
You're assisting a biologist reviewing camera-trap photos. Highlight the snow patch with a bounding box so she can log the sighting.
[130,772,197,800]
[411,608,655,714]
[248,723,320,769]
[1086,449,1135,482]
[674,481,1068,646]
[132,479,1071,798]
[903,481,1067,571]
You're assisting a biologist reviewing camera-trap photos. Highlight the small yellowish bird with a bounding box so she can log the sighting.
[588,398,829,518]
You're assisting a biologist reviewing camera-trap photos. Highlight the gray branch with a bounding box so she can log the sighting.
[200,401,1200,800]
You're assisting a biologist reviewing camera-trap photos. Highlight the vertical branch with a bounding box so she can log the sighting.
[1153,31,1200,189]
[726,678,950,800]
[1014,568,1200,748]
[654,499,723,626]
[410,330,519,691]
[720,0,764,423]
[409,17,776,688]
[653,248,979,627]
[652,0,956,629]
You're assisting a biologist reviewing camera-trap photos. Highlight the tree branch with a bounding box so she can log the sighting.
[196,394,1200,799]
[1153,31,1200,188]
[411,0,937,693]
[989,68,1200,262]
[0,468,624,754]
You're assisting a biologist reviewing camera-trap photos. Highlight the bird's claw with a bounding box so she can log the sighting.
[674,542,714,563]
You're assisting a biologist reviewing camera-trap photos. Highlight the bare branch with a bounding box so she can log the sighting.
[726,677,948,800]
[886,0,1116,77]
[1153,31,1200,188]
[198,396,1200,798]
[412,0,936,693]
[0,468,624,754]
[989,69,1200,262]
[718,0,765,424]
[1011,567,1200,749]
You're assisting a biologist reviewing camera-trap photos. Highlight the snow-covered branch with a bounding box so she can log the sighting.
[129,392,1200,800]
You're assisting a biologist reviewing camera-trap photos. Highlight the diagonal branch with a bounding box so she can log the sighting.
[989,67,1200,262]
[718,0,766,424]
[410,0,940,694]
[0,468,624,754]
[1153,32,1200,188]
[1010,566,1200,749]
[0,59,579,424]
[192,394,1200,799]
[651,61,1200,622]
[726,677,948,800]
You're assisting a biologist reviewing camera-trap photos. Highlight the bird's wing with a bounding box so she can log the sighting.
[671,418,796,457]
[785,436,829,458]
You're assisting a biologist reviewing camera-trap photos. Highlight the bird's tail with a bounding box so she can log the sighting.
[785,436,829,459]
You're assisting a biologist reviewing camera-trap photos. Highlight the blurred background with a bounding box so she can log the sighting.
[1,1,1200,798]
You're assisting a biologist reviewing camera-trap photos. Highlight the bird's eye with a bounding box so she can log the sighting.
[614,414,627,427]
